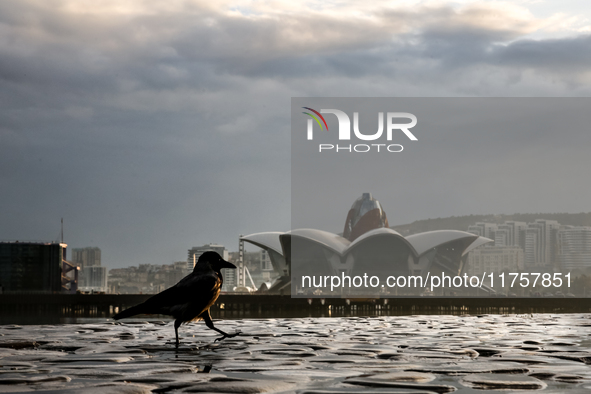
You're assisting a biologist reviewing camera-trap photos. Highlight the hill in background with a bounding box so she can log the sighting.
[391,213,591,236]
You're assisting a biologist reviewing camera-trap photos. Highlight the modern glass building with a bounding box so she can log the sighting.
[0,242,67,293]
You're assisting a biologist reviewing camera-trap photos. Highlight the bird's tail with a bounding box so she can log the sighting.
[113,304,146,320]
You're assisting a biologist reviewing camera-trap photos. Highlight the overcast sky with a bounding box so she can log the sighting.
[1,0,591,268]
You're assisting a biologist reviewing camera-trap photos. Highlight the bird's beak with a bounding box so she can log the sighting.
[220,260,237,269]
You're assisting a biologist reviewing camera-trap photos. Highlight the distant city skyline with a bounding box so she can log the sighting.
[60,211,591,270]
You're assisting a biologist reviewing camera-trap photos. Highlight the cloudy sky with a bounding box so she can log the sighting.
[1,0,591,268]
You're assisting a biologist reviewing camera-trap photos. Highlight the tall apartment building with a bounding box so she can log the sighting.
[71,247,101,268]
[468,220,559,268]
[495,221,527,248]
[525,220,560,267]
[79,266,108,293]
[524,227,540,267]
[468,223,498,240]
[223,268,237,291]
[72,247,107,293]
[558,226,591,271]
[187,244,229,270]
[494,228,509,247]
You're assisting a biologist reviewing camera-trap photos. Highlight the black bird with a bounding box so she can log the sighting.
[113,251,239,346]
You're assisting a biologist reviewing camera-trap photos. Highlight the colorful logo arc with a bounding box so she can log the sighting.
[302,107,328,131]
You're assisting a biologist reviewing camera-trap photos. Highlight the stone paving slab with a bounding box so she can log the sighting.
[1,314,591,393]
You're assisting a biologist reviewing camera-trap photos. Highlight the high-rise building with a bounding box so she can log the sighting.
[525,220,560,267]
[187,244,229,270]
[71,247,101,268]
[558,226,591,271]
[72,247,104,293]
[79,266,108,293]
[0,242,68,293]
[494,228,509,247]
[468,220,561,268]
[524,227,540,267]
[223,268,237,291]
[468,223,498,240]
[495,222,527,248]
[502,221,527,249]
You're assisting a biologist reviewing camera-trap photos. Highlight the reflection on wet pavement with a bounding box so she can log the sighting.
[1,314,591,393]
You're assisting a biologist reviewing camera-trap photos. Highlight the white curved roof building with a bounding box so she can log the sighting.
[241,194,492,295]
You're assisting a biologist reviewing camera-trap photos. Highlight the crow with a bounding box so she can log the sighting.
[113,251,239,346]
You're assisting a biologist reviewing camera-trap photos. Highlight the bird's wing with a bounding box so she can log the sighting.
[139,271,221,318]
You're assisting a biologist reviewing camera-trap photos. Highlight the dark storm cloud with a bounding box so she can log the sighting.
[1,0,590,267]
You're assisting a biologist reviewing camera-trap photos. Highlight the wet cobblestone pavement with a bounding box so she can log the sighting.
[1,314,591,393]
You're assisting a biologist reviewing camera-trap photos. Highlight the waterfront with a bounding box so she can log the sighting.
[1,314,591,393]
[2,294,591,325]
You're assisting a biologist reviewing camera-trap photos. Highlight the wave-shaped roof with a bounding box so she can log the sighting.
[287,228,351,254]
[348,227,418,256]
[406,230,485,257]
[241,228,492,263]
[240,232,283,255]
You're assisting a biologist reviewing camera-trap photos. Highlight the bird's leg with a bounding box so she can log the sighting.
[213,327,240,342]
[200,310,240,342]
[174,319,181,347]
